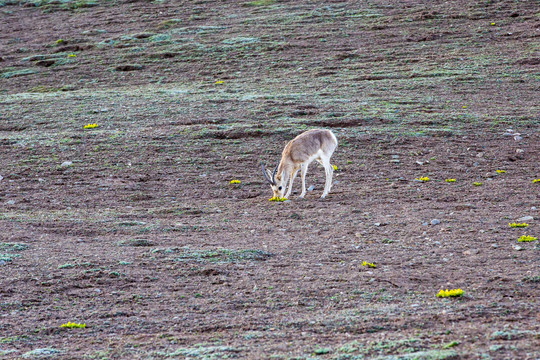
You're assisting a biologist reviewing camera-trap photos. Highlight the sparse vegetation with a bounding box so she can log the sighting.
[0,0,538,358]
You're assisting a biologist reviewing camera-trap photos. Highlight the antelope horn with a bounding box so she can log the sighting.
[272,164,278,185]
[261,162,274,185]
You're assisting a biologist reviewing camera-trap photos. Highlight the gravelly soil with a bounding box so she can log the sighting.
[0,0,539,359]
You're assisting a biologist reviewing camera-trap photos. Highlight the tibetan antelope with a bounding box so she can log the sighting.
[261,129,338,199]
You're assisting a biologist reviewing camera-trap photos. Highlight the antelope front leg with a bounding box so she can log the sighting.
[284,169,299,199]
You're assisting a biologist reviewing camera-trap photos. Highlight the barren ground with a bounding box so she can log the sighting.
[0,0,539,359]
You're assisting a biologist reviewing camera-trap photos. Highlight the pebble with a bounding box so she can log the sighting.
[307,185,315,191]
[531,207,537,211]
[7,200,15,205]
[514,135,522,141]
[516,149,524,154]
[491,244,498,248]
[422,222,429,226]
[0,175,3,181]
[61,161,73,167]
[416,160,424,165]
[517,216,533,222]
[431,219,441,225]
[513,245,523,251]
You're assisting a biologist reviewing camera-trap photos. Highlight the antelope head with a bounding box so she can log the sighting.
[261,162,284,198]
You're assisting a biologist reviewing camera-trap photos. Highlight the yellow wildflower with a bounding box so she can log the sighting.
[61,322,86,328]
[517,235,537,242]
[509,223,529,228]
[436,289,464,298]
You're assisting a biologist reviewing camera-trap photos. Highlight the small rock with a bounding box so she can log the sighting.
[392,155,400,159]
[514,135,522,141]
[307,185,315,191]
[513,245,523,251]
[61,161,73,167]
[115,64,144,71]
[516,149,524,154]
[516,216,533,222]
[476,152,484,158]
[422,222,429,226]
[416,160,424,165]
[431,219,441,225]
[374,222,381,227]
[531,207,537,211]
[0,175,3,181]
[391,159,401,163]
[7,200,15,205]
[491,244,498,248]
